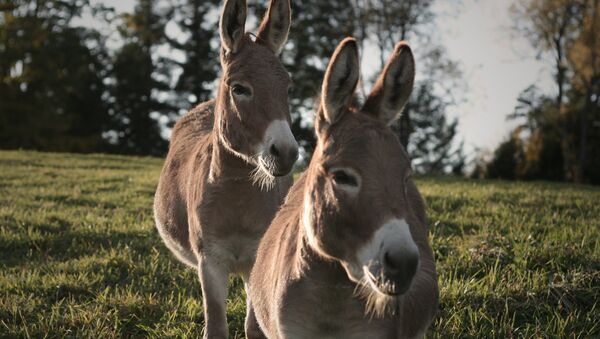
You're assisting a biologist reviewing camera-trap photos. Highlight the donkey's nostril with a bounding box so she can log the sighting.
[270,144,280,157]
[381,250,419,295]
[267,142,298,176]
[384,251,400,271]
[384,251,418,276]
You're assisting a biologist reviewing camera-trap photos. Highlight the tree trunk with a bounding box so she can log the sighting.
[576,0,599,183]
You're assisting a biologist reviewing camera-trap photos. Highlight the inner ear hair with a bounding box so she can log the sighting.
[321,38,360,125]
[220,0,247,54]
[362,42,415,126]
[256,0,291,55]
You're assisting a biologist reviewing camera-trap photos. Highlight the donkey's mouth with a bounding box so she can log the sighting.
[250,158,277,190]
[258,157,278,176]
[364,267,412,296]
[258,156,292,177]
[376,279,411,296]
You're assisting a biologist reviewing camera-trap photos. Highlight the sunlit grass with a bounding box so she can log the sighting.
[1,151,598,337]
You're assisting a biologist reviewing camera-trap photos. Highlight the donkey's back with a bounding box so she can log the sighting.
[154,100,215,268]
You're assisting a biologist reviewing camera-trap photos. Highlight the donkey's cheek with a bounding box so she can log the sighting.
[220,117,250,155]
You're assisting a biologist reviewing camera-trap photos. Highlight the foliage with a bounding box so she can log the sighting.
[167,0,220,111]
[485,129,523,180]
[107,0,170,156]
[0,151,598,337]
[250,0,358,157]
[0,0,465,174]
[493,0,600,184]
[359,0,465,174]
[404,82,464,174]
[266,0,465,171]
[0,0,110,152]
[110,41,168,155]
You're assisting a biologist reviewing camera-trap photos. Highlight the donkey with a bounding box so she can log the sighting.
[153,0,297,337]
[249,38,438,339]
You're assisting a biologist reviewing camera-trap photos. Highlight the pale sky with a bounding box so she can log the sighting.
[433,0,554,154]
[92,0,555,155]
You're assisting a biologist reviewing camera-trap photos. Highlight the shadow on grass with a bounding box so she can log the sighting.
[34,194,118,209]
[437,286,599,336]
[0,226,156,268]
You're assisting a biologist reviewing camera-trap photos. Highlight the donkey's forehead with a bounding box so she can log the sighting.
[225,40,290,82]
[321,112,410,170]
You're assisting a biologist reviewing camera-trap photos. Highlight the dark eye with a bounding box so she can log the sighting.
[232,84,252,96]
[331,169,358,187]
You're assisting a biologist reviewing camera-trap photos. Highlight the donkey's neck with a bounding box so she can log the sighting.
[294,219,355,289]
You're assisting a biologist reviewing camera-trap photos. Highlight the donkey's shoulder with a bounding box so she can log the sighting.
[172,100,215,140]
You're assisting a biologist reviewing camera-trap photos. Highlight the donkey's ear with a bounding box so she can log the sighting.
[220,0,247,54]
[319,38,360,127]
[256,0,291,55]
[362,42,415,126]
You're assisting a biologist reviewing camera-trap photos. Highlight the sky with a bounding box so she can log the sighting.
[92,0,556,155]
[433,0,554,154]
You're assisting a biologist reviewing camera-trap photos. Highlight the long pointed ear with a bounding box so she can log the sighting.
[362,42,415,126]
[256,0,291,55]
[220,0,247,54]
[319,38,360,130]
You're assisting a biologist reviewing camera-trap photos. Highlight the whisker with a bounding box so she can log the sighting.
[249,157,276,191]
[352,277,398,319]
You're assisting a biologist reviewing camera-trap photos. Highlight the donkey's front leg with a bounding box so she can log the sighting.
[198,256,229,339]
[243,280,267,339]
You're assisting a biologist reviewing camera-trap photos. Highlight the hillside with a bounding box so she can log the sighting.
[0,151,598,337]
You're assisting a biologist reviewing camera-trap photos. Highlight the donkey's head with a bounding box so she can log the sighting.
[302,38,424,300]
[215,0,298,180]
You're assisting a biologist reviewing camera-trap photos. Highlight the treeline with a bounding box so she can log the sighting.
[0,0,464,173]
[477,0,600,184]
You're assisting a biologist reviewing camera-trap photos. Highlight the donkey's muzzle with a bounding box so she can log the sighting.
[268,142,298,176]
[379,250,419,295]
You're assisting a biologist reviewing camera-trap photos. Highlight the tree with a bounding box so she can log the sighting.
[486,129,524,180]
[248,0,465,172]
[358,0,465,174]
[510,0,600,183]
[167,0,220,112]
[507,86,565,180]
[108,0,170,155]
[405,82,463,174]
[569,0,600,182]
[284,0,358,158]
[0,0,110,152]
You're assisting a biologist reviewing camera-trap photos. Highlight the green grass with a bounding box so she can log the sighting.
[0,150,598,338]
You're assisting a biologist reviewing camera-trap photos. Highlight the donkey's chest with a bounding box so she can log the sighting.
[278,281,396,339]
[199,180,279,224]
[193,183,280,266]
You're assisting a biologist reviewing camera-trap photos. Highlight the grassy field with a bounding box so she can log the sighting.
[0,150,598,338]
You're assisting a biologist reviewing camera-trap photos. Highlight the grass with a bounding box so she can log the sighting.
[0,150,598,338]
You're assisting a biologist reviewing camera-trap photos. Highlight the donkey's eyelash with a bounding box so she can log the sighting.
[231,84,252,96]
[332,170,358,186]
[328,167,361,190]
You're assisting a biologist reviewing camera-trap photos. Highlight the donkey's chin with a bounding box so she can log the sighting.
[354,274,401,319]
[363,265,414,297]
[250,158,276,191]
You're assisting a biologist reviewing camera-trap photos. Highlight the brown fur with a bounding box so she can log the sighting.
[153,1,295,338]
[250,38,438,338]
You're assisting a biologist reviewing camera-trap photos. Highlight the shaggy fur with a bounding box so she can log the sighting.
[249,38,438,339]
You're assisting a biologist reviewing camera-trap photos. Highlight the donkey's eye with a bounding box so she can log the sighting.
[232,84,252,97]
[331,169,359,187]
